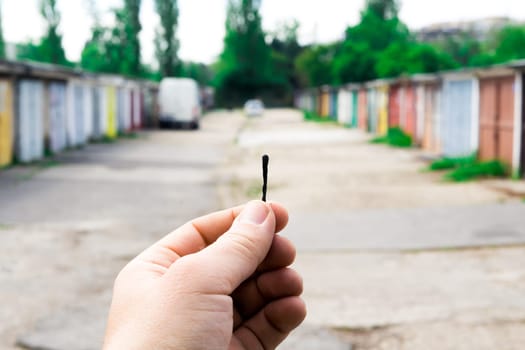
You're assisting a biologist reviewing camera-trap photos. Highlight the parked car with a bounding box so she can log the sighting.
[244,99,264,117]
[158,78,201,129]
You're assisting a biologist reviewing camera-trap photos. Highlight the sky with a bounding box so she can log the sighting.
[2,0,525,65]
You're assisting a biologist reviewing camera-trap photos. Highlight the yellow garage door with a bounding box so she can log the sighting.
[106,86,117,139]
[0,80,13,167]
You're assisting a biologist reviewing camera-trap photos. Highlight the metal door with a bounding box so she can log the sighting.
[520,74,525,177]
[388,85,400,127]
[478,76,515,166]
[351,91,358,128]
[48,82,67,153]
[337,89,350,126]
[74,84,86,145]
[84,85,94,140]
[441,79,475,157]
[367,88,377,133]
[106,86,117,139]
[0,80,13,167]
[358,89,368,131]
[377,86,389,136]
[404,86,417,138]
[17,80,44,163]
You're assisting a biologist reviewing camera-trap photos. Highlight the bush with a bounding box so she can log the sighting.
[370,127,412,148]
[444,160,507,182]
[429,154,477,171]
[303,110,337,124]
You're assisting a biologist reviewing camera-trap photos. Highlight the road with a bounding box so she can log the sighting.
[1,109,525,349]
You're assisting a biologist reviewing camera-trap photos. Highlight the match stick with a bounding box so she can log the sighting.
[262,155,269,202]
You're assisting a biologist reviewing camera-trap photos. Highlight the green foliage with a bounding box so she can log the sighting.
[493,25,525,62]
[332,41,376,83]
[365,0,399,20]
[17,0,71,66]
[444,160,507,182]
[155,0,180,77]
[297,1,525,87]
[0,3,5,59]
[80,2,144,77]
[429,154,477,171]
[303,110,337,124]
[295,45,336,87]
[215,0,287,106]
[429,154,507,182]
[376,42,457,78]
[346,7,409,52]
[305,0,450,86]
[370,127,412,147]
[432,32,489,67]
[180,61,213,86]
[269,20,302,104]
[425,24,525,68]
[123,0,142,76]
[39,0,69,65]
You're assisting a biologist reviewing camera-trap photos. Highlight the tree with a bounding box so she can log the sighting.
[38,0,69,65]
[375,42,456,78]
[80,0,106,72]
[80,1,146,77]
[180,61,213,86]
[295,44,336,87]
[154,0,180,77]
[431,32,489,67]
[332,41,376,83]
[215,0,283,106]
[0,1,5,59]
[365,0,399,20]
[493,25,525,63]
[270,20,302,90]
[329,0,410,84]
[122,0,142,76]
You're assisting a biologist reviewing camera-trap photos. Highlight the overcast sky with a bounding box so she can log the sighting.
[2,0,524,65]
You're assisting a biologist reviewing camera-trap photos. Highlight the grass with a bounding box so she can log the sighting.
[118,131,140,139]
[370,127,412,148]
[429,154,477,171]
[39,159,61,169]
[444,160,507,182]
[303,110,337,124]
[428,154,507,182]
[92,135,118,144]
[428,152,508,182]
[246,181,263,199]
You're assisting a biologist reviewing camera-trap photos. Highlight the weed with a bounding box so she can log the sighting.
[245,182,262,198]
[39,159,61,169]
[303,110,337,124]
[444,160,507,182]
[429,154,477,171]
[370,127,412,148]
[119,132,140,139]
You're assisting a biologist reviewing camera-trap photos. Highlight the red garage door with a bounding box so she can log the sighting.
[478,76,515,167]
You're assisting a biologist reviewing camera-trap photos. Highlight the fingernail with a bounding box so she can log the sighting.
[239,201,269,225]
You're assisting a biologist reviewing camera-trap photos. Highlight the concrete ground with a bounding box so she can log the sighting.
[1,109,525,349]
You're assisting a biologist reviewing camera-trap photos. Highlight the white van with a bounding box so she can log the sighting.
[158,78,201,129]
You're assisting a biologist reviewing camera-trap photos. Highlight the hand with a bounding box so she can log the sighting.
[103,201,306,350]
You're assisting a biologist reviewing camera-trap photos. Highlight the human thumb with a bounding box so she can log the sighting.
[168,201,276,294]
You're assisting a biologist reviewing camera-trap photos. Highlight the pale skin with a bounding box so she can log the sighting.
[104,200,306,350]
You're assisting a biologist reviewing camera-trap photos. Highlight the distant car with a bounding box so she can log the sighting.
[158,78,201,129]
[244,99,265,117]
